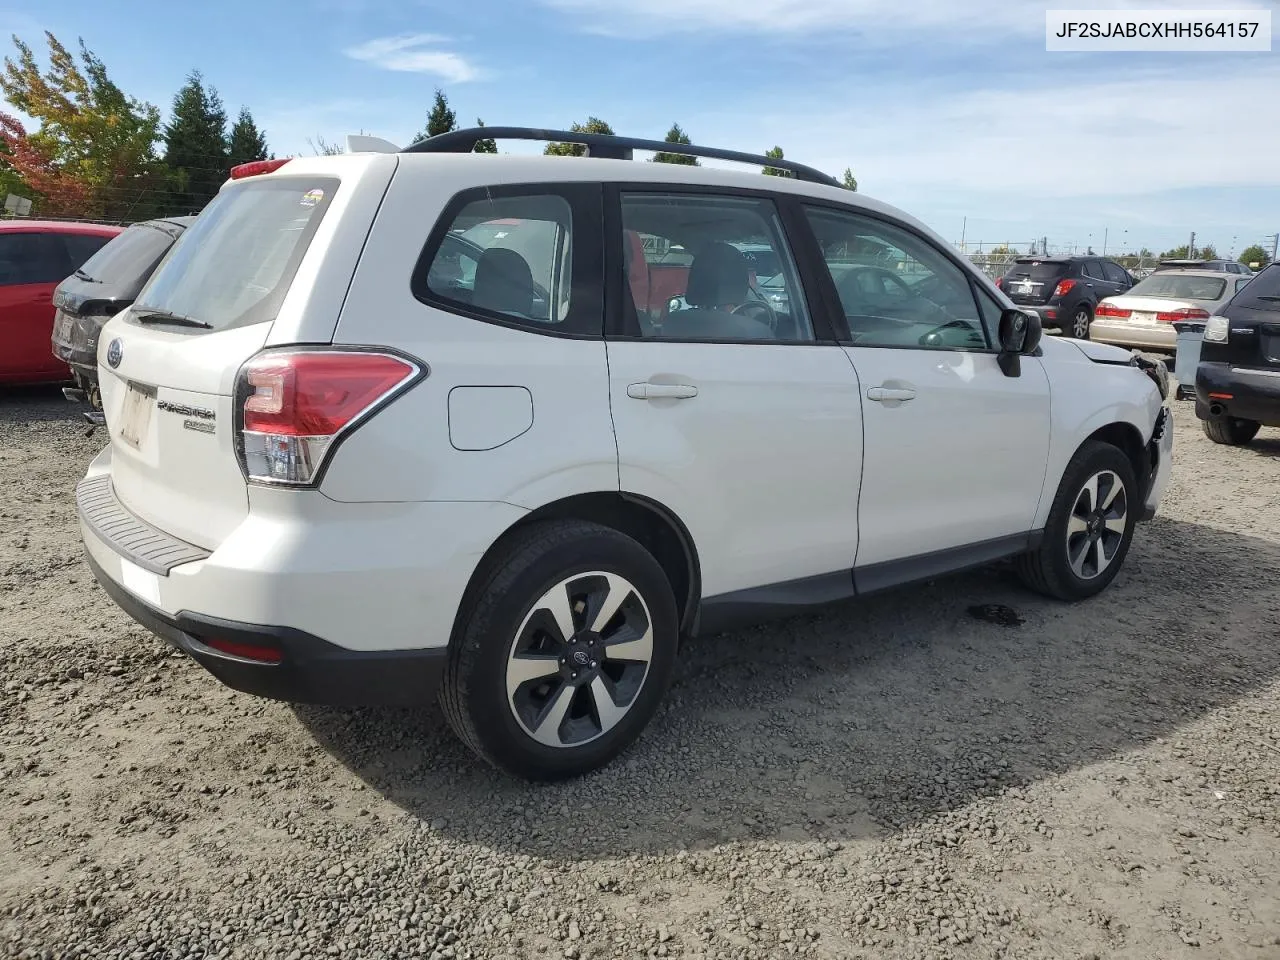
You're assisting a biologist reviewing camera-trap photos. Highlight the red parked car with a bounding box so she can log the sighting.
[0,220,123,385]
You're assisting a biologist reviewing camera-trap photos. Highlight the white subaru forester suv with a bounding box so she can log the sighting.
[76,128,1173,780]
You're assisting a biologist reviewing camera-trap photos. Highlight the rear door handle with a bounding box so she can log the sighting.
[627,382,698,400]
[867,386,916,403]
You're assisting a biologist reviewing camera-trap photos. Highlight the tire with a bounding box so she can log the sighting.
[441,519,679,781]
[1015,440,1138,601]
[1064,304,1093,340]
[1202,417,1260,446]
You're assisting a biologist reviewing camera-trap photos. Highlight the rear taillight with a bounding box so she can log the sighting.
[1095,302,1131,319]
[1203,315,1230,342]
[994,277,1004,290]
[1053,279,1076,298]
[235,349,422,486]
[230,158,291,179]
[1155,307,1210,323]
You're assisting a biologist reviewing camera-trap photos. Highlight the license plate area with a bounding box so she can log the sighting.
[119,381,157,450]
[1132,312,1157,325]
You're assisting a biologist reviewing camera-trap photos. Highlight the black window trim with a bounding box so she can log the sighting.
[602,181,841,346]
[410,181,605,340]
[795,198,1001,355]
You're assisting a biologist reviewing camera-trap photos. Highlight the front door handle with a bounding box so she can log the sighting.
[627,382,698,400]
[867,385,916,403]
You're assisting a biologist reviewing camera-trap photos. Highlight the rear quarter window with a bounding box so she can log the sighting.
[132,177,339,332]
[1227,263,1280,310]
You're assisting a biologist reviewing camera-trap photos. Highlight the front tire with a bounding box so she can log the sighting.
[1016,440,1138,601]
[442,520,679,781]
[1202,417,1260,446]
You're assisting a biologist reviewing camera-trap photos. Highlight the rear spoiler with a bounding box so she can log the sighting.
[345,135,401,154]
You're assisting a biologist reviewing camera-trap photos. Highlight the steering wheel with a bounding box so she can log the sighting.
[732,298,778,333]
[918,319,982,348]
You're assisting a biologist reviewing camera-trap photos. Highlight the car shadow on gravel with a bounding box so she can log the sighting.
[302,516,1280,860]
[0,385,86,425]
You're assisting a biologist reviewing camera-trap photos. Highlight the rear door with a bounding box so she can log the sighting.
[97,156,397,548]
[604,187,864,600]
[0,231,72,380]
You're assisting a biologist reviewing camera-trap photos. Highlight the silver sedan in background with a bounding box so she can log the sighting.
[1090,269,1254,355]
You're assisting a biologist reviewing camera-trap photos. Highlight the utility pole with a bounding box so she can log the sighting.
[960,216,966,253]
[1188,231,1196,259]
[1102,227,1108,256]
[1270,233,1279,262]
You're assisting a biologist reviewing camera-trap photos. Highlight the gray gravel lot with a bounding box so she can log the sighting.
[2,386,1279,960]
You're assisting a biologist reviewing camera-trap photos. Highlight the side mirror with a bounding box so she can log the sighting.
[997,308,1042,377]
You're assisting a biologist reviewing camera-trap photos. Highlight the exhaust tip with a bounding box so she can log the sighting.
[1208,402,1225,418]
[62,387,86,403]
[82,411,106,427]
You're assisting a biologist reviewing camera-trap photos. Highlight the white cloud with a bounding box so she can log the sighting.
[343,34,483,83]
[688,61,1280,203]
[542,0,1271,38]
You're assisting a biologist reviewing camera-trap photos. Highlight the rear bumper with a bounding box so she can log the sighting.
[83,549,447,706]
[1090,320,1177,353]
[1195,361,1280,427]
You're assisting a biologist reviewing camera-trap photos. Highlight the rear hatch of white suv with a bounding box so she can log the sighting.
[94,155,397,550]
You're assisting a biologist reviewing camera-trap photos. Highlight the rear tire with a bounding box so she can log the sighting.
[1202,417,1260,446]
[1064,305,1093,340]
[1016,440,1138,601]
[441,520,679,781]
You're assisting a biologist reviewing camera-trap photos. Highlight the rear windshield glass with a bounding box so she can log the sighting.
[1128,274,1227,301]
[73,222,180,296]
[1228,263,1280,309]
[132,177,338,332]
[1005,261,1067,281]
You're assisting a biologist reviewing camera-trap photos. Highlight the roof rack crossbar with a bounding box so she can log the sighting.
[401,127,841,187]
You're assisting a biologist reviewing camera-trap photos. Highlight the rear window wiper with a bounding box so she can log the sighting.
[1254,295,1280,302]
[132,307,212,329]
[73,269,101,283]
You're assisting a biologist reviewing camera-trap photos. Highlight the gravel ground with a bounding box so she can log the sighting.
[2,385,1280,960]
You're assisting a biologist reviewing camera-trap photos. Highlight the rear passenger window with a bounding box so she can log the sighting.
[0,233,72,286]
[1082,261,1104,281]
[423,194,574,327]
[1102,261,1129,284]
[617,192,813,342]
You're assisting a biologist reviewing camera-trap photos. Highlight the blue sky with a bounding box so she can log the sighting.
[5,0,1279,256]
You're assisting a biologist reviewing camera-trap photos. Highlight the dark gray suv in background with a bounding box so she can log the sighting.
[997,255,1136,339]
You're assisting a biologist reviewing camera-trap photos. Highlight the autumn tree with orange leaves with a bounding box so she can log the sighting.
[0,32,165,219]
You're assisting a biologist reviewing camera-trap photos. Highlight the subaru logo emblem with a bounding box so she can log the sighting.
[572,651,590,666]
[106,338,123,369]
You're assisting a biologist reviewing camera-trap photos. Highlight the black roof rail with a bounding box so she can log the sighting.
[401,126,841,187]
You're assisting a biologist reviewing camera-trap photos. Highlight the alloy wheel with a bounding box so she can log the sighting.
[505,571,654,748]
[1066,470,1128,580]
[1072,309,1091,338]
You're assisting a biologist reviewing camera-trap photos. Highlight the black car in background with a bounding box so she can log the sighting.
[1195,262,1280,446]
[51,216,194,409]
[996,255,1136,340]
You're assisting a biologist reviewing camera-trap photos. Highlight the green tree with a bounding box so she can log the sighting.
[1239,244,1271,269]
[227,107,268,167]
[762,145,791,177]
[0,31,163,219]
[841,167,858,191]
[473,117,497,154]
[544,117,614,157]
[412,88,457,143]
[163,71,229,213]
[652,123,697,165]
[1159,245,1190,260]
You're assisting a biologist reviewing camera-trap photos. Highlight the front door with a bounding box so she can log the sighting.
[605,189,864,601]
[798,204,1052,584]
